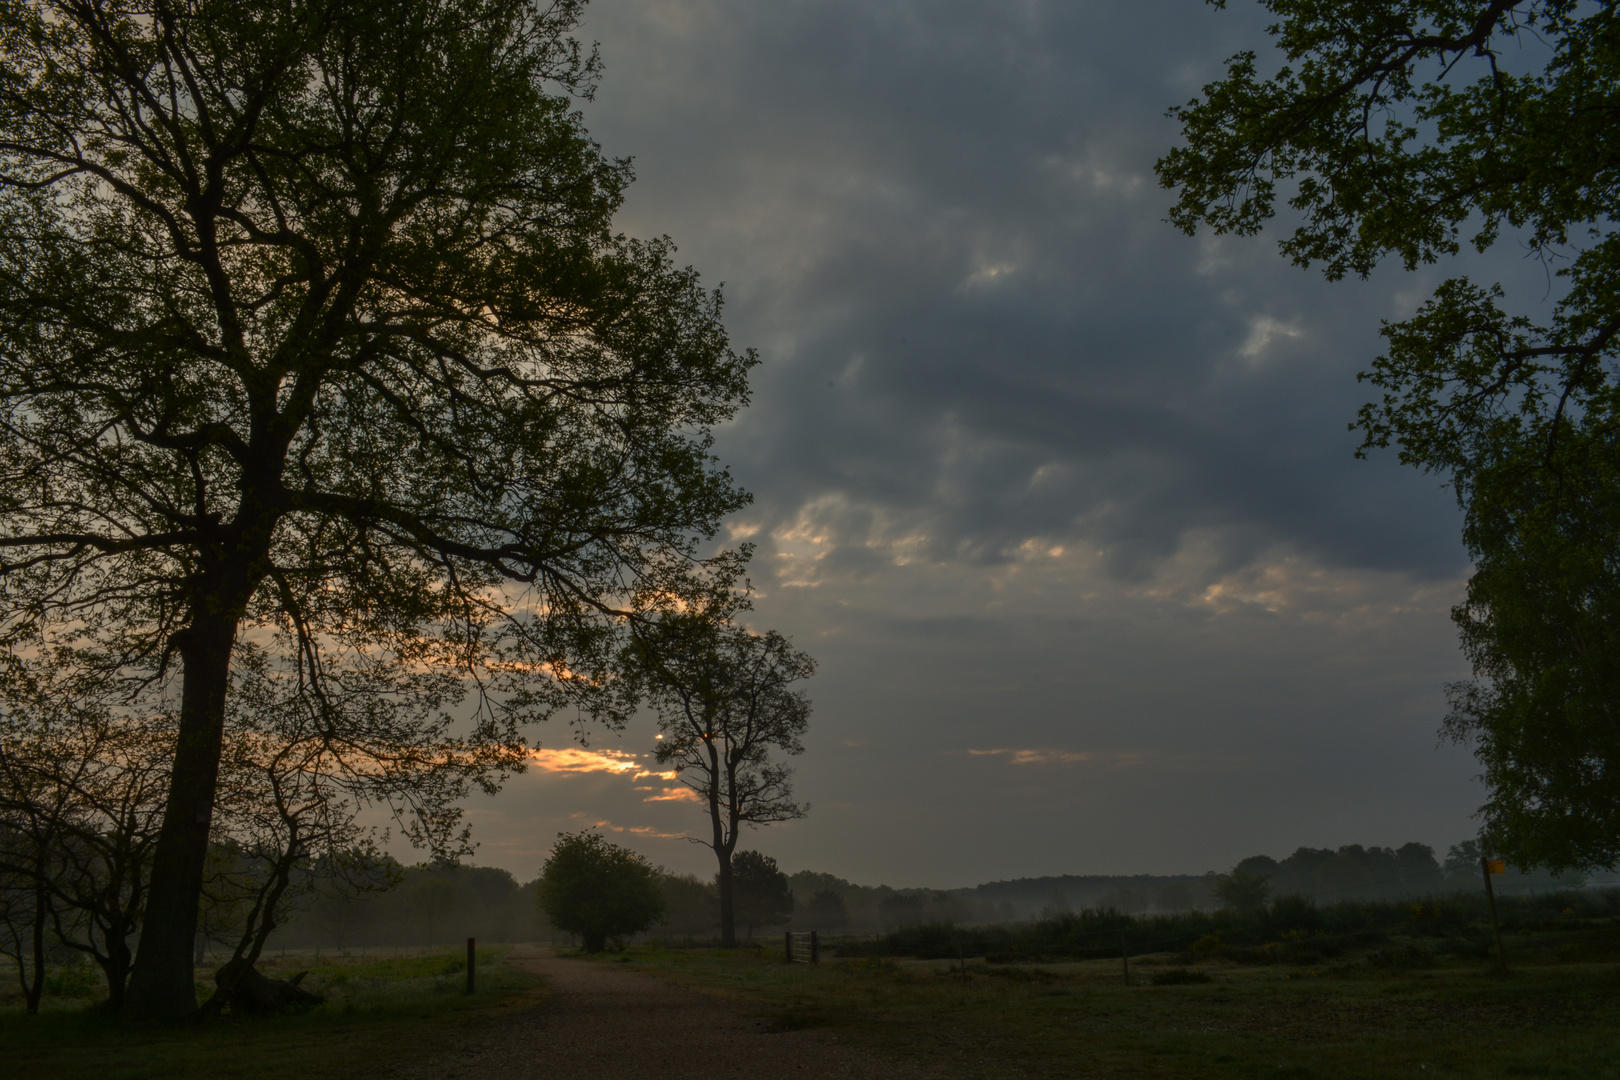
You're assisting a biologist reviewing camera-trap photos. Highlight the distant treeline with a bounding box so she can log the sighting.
[949,841,1588,920]
[260,861,546,953]
[258,840,1595,953]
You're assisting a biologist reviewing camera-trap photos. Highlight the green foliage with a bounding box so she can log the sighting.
[653,873,720,939]
[835,888,1619,968]
[1443,428,1620,870]
[1213,867,1274,916]
[536,832,666,953]
[630,607,814,945]
[612,941,1620,1080]
[1256,843,1446,900]
[0,0,756,1014]
[3,948,542,1080]
[730,850,793,937]
[1159,1,1620,870]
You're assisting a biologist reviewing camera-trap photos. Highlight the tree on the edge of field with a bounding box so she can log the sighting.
[0,648,169,1014]
[0,0,755,1019]
[1,622,489,1014]
[1158,0,1620,871]
[730,850,793,941]
[1213,866,1273,917]
[628,604,814,947]
[536,831,666,953]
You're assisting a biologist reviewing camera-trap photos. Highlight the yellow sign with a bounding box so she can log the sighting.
[1486,859,1507,874]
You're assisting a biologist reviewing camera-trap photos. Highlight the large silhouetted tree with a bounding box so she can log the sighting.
[1159,1,1620,871]
[630,607,813,947]
[0,0,754,1018]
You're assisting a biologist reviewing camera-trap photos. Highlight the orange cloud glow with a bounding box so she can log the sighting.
[642,787,703,803]
[528,747,677,782]
[531,746,642,775]
[967,748,1095,766]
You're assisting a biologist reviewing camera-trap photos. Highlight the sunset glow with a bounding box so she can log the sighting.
[967,748,1095,766]
[527,746,677,782]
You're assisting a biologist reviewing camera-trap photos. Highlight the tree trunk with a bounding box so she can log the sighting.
[25,879,45,1015]
[211,959,324,1014]
[707,755,737,947]
[716,848,735,947]
[101,932,133,1014]
[124,614,238,1021]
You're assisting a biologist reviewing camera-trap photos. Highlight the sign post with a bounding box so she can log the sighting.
[1481,857,1507,973]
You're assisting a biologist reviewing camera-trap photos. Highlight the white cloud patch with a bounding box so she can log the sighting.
[1238,315,1304,364]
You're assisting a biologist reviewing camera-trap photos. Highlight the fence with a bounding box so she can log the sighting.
[785,930,820,964]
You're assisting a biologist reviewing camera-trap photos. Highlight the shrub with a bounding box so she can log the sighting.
[537,831,667,953]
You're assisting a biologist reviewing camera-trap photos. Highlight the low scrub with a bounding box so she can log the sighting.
[827,888,1620,969]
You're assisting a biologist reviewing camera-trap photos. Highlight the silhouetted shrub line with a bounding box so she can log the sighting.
[823,889,1620,965]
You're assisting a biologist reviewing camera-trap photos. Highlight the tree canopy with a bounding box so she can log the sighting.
[1158,0,1620,871]
[0,0,754,1017]
[730,849,792,939]
[536,830,666,953]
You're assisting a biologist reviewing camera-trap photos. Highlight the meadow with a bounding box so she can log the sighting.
[612,892,1620,1079]
[0,946,543,1080]
[4,891,1616,1080]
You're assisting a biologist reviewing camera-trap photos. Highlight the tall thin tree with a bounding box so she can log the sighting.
[631,609,813,947]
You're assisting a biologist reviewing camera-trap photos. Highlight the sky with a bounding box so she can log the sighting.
[456,0,1532,888]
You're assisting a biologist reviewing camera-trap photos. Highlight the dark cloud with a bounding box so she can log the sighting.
[459,0,1507,885]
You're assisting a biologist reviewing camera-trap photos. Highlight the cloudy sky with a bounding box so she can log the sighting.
[458,0,1531,887]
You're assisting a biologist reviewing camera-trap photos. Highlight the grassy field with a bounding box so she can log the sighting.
[605,927,1620,1079]
[0,946,544,1080]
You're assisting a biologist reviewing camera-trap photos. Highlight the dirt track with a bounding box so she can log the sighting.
[388,946,946,1080]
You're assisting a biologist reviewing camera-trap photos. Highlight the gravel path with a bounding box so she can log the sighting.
[391,946,947,1080]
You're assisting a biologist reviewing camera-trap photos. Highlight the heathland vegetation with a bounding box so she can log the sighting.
[599,886,1620,1080]
[4,834,1590,1013]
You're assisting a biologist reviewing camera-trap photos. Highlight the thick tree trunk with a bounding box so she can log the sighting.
[123,614,238,1021]
[707,745,737,947]
[716,847,735,947]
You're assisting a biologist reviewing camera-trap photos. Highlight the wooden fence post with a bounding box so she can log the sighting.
[810,931,819,965]
[785,931,793,963]
[467,937,476,994]
[1120,931,1130,986]
[1481,857,1508,973]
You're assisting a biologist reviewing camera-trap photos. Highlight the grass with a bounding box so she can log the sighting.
[599,928,1620,1079]
[0,946,544,1080]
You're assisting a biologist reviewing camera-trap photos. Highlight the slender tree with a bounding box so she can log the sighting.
[631,608,813,947]
[203,633,496,1012]
[0,651,170,1013]
[0,0,753,1018]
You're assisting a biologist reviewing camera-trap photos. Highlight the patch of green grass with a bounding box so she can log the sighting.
[602,945,1620,1079]
[0,946,544,1080]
